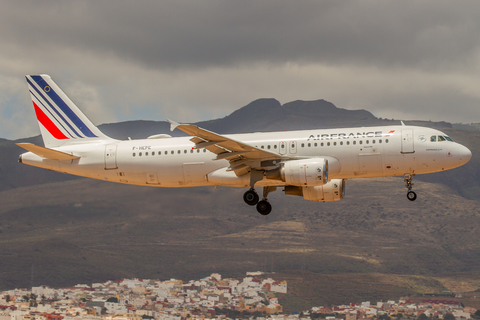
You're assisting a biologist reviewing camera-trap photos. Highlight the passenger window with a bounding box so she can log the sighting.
[346,141,350,145]
[333,142,337,146]
[321,143,324,147]
[359,141,363,145]
[164,151,167,155]
[327,142,330,146]
[301,143,304,148]
[139,152,142,156]
[171,151,174,154]
[261,146,264,149]
[438,136,446,142]
[190,149,193,153]
[372,140,375,144]
[353,141,356,145]
[314,143,317,147]
[203,149,206,152]
[267,145,271,149]
[308,143,311,147]
[133,153,136,157]
[340,141,343,145]
[379,139,382,143]
[386,139,389,143]
[145,152,148,156]
[366,140,369,144]
[274,145,277,149]
[430,136,436,142]
[184,150,187,154]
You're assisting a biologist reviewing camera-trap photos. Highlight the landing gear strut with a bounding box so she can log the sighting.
[256,186,276,215]
[404,173,417,201]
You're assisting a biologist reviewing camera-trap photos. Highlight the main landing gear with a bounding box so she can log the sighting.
[404,173,417,201]
[243,189,259,206]
[243,186,276,215]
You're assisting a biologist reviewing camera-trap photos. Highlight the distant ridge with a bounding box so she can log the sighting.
[195,99,378,134]
[96,99,452,140]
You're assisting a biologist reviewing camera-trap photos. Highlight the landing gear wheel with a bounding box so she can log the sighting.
[256,200,272,215]
[404,173,417,202]
[407,191,417,201]
[243,189,259,206]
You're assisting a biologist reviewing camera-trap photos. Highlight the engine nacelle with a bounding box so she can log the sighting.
[285,179,345,202]
[283,158,328,186]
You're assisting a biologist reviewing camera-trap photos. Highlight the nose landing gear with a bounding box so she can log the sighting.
[404,173,417,201]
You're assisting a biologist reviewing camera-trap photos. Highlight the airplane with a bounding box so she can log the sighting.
[17,74,472,215]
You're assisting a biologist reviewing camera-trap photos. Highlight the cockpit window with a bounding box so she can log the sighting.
[431,135,454,142]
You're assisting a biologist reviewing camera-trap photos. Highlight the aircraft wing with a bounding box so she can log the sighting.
[168,120,282,175]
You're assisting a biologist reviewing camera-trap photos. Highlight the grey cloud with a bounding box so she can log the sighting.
[2,1,480,71]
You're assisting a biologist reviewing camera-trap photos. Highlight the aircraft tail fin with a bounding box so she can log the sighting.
[25,74,112,148]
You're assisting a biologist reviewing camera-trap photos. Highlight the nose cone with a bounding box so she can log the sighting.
[457,144,472,166]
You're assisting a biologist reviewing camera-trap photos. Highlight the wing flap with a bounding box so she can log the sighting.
[16,143,80,160]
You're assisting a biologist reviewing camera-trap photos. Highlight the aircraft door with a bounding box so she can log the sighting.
[401,130,415,154]
[279,142,287,155]
[183,162,206,185]
[289,141,297,154]
[104,144,118,170]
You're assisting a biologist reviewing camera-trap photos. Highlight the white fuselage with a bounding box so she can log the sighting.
[19,125,471,188]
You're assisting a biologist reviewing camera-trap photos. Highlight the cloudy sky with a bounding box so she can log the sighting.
[1,1,480,139]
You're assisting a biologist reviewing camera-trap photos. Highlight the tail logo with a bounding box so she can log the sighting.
[26,75,98,139]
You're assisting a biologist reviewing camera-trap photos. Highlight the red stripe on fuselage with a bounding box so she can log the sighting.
[33,101,69,140]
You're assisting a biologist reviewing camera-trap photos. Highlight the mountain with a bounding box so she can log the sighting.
[0,99,479,295]
[194,99,377,133]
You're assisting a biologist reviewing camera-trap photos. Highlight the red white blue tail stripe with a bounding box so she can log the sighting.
[26,75,108,147]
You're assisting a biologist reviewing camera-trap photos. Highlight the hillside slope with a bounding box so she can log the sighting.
[0,177,479,290]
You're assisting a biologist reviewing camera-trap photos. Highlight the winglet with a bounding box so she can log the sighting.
[401,121,406,126]
[167,119,180,132]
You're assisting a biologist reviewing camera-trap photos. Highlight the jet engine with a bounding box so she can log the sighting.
[266,158,328,186]
[284,179,345,202]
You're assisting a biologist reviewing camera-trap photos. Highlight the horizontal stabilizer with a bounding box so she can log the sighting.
[16,143,80,160]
